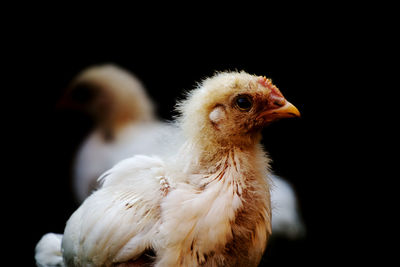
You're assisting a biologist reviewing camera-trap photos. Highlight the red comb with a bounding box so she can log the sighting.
[258,76,283,98]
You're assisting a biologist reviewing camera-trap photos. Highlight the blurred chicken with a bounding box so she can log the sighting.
[58,65,176,202]
[60,64,305,238]
[36,71,300,266]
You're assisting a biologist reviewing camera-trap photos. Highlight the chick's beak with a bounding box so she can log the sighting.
[257,100,301,123]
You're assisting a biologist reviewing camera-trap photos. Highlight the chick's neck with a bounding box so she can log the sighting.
[193,127,263,162]
[177,135,268,180]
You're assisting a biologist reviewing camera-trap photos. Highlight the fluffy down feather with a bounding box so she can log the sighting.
[62,155,166,266]
[35,233,64,267]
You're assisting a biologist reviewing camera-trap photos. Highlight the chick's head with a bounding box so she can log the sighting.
[178,71,300,150]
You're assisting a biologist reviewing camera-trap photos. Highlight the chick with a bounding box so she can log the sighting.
[37,71,300,267]
[62,64,304,238]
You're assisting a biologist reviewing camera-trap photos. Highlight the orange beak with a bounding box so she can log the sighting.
[255,76,300,124]
[257,100,301,124]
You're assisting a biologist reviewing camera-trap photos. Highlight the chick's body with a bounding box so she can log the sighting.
[65,65,303,239]
[41,71,300,267]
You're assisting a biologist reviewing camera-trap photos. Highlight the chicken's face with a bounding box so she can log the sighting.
[179,71,300,150]
[209,77,299,135]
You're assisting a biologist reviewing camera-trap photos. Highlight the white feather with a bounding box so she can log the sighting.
[74,122,179,201]
[63,155,166,266]
[75,121,305,239]
[35,233,64,267]
[270,174,306,238]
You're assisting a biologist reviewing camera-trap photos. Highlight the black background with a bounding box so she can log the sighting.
[5,10,383,266]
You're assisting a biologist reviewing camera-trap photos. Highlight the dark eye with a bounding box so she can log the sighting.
[235,95,253,111]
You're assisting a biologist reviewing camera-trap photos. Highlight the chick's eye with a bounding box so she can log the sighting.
[235,95,253,111]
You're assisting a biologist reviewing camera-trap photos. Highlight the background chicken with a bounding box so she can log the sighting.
[58,65,177,202]
[36,71,301,266]
[59,64,305,239]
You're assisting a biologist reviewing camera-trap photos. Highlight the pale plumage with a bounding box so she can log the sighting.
[74,122,177,201]
[270,175,305,238]
[63,155,166,266]
[67,65,304,238]
[36,68,302,267]
[35,233,64,267]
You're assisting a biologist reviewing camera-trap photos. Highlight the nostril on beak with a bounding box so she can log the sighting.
[273,100,285,107]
